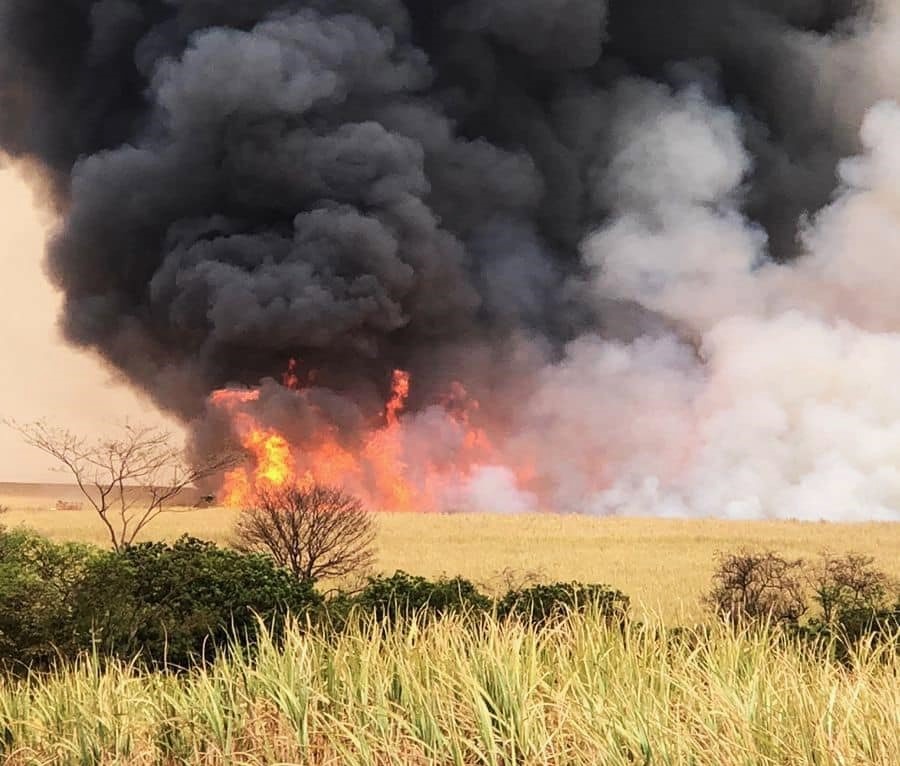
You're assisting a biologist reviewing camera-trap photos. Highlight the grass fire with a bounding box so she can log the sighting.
[2,0,900,763]
[211,363,501,512]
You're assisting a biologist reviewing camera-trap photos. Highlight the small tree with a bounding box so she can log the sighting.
[808,552,891,628]
[8,420,238,552]
[706,549,807,626]
[234,484,375,582]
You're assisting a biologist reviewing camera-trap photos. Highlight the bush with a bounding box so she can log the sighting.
[0,531,323,670]
[73,536,323,667]
[344,571,491,623]
[497,582,630,626]
[706,550,807,627]
[705,548,898,660]
[799,604,900,665]
[0,529,97,668]
[801,553,899,658]
[807,552,892,629]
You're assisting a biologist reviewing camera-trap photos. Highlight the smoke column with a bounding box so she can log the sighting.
[2,0,900,519]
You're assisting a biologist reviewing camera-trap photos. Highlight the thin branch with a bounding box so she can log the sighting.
[6,418,241,551]
[234,484,375,582]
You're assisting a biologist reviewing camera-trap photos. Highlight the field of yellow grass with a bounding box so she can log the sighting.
[3,615,898,766]
[3,483,899,622]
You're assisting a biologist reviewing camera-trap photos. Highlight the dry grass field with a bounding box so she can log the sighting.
[4,483,899,623]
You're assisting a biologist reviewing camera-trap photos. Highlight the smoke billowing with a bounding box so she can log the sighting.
[3,0,900,519]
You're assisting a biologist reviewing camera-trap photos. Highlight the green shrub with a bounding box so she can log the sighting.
[345,571,491,623]
[73,536,323,667]
[797,604,899,666]
[807,552,893,629]
[705,548,899,662]
[497,582,630,626]
[0,531,323,670]
[0,529,98,668]
[802,553,899,660]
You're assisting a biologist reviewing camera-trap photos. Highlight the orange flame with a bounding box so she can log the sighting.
[361,369,414,511]
[212,365,508,511]
[210,389,260,407]
[213,388,297,506]
[385,369,411,426]
[282,358,301,391]
[246,429,294,486]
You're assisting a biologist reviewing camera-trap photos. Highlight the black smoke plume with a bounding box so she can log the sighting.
[3,1,898,517]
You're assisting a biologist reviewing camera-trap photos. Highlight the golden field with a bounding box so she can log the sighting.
[3,483,899,623]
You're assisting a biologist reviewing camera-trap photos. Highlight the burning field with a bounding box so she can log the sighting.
[209,364,504,512]
[3,1,900,519]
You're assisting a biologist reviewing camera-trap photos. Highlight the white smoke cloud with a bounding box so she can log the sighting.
[583,79,767,330]
[594,80,752,213]
[454,466,538,515]
[786,100,900,332]
[518,86,900,521]
[685,313,900,521]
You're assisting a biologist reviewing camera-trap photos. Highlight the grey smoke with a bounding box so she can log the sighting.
[2,0,900,518]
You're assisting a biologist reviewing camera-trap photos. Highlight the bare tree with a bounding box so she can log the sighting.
[705,549,808,626]
[234,484,375,582]
[8,420,239,552]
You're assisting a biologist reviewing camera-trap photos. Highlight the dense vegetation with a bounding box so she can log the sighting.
[0,526,897,764]
[2,615,898,765]
[5,504,898,625]
[0,530,635,671]
[0,528,896,670]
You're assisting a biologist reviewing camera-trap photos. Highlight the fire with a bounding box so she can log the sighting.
[210,389,260,406]
[282,358,301,391]
[212,362,508,511]
[385,369,410,427]
[362,369,414,511]
[440,381,493,453]
[214,388,298,506]
[246,429,294,486]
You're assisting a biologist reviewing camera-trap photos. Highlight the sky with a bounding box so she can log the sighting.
[0,163,183,483]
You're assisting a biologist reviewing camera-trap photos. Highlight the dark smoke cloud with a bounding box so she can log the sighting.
[0,0,887,454]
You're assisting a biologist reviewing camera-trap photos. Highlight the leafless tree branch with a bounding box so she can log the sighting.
[233,484,375,582]
[705,549,808,626]
[6,419,240,551]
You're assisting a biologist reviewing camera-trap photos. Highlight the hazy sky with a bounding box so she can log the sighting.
[0,164,183,483]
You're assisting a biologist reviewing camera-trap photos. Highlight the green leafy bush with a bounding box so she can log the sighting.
[801,553,899,659]
[706,548,898,662]
[0,531,322,670]
[497,582,630,626]
[0,529,97,668]
[73,536,323,667]
[344,571,491,623]
[807,552,893,629]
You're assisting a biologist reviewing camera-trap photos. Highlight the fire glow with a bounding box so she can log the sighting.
[211,364,501,511]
